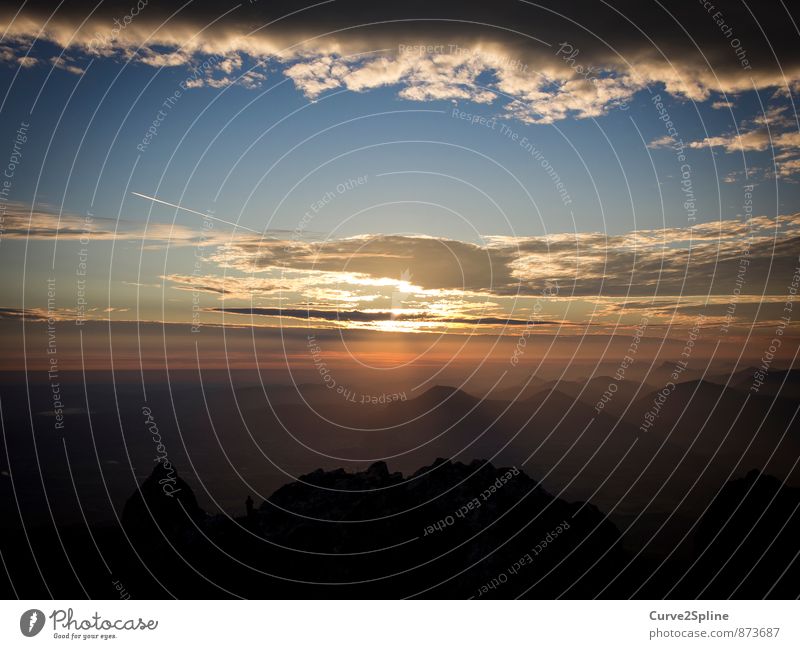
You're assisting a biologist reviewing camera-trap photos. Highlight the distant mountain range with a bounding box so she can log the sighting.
[216,374,800,516]
[1,366,798,598]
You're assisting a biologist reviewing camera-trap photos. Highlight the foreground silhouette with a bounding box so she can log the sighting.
[119,459,625,598]
[2,459,799,598]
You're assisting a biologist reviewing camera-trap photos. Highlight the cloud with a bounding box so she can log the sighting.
[2,1,800,124]
[163,273,290,299]
[0,306,78,321]
[775,158,800,180]
[648,135,678,149]
[211,306,545,326]
[211,234,520,298]
[0,203,270,246]
[0,42,38,68]
[683,106,800,179]
[11,204,800,311]
[199,214,800,304]
[688,129,800,154]
[6,200,800,333]
[50,55,84,75]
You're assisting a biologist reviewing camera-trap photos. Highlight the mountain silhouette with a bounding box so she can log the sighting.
[2,368,798,599]
[687,470,800,597]
[115,458,628,598]
[122,461,206,540]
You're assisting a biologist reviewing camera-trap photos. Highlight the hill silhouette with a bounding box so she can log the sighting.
[116,459,628,598]
[3,455,800,598]
[687,470,800,598]
[1,368,798,599]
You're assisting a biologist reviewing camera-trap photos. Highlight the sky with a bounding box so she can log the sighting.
[0,0,799,374]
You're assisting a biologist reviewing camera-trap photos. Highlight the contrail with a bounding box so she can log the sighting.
[131,192,263,235]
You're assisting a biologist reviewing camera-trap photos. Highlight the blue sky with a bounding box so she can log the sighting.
[1,1,799,340]
[3,45,796,240]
